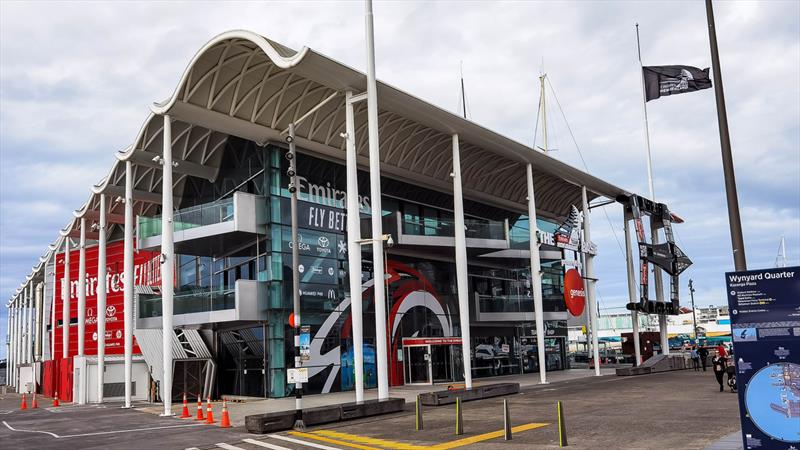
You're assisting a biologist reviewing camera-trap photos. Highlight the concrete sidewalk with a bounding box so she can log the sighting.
[138,368,618,427]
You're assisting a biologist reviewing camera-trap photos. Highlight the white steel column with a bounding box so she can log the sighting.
[24,285,32,364]
[51,255,57,361]
[652,222,669,355]
[78,218,87,358]
[364,0,389,400]
[451,134,473,390]
[97,194,107,403]
[123,160,134,408]
[623,215,642,366]
[5,309,10,385]
[160,114,175,416]
[526,164,547,384]
[10,302,17,385]
[581,187,601,376]
[62,238,71,359]
[345,91,365,403]
[35,282,43,361]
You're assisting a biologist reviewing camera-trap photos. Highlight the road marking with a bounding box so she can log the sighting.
[185,448,200,450]
[289,431,379,450]
[313,430,425,449]
[242,438,293,450]
[297,422,550,450]
[3,420,205,439]
[431,422,549,449]
[216,444,245,450]
[268,434,343,450]
[59,423,206,438]
[2,421,60,438]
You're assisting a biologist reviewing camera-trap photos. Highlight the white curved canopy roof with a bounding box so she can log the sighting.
[10,29,635,302]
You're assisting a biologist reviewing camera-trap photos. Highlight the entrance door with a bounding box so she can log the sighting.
[404,345,432,384]
[431,345,452,383]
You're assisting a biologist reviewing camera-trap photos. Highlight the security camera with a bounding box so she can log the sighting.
[386,234,394,248]
[287,168,296,177]
[285,135,294,143]
[285,152,294,160]
[288,184,297,193]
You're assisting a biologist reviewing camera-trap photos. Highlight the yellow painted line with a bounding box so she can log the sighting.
[312,429,427,449]
[430,422,549,449]
[288,431,380,450]
[294,422,549,450]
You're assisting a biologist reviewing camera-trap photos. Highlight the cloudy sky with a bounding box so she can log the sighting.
[1,1,798,357]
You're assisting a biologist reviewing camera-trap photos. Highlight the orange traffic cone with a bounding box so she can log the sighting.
[205,398,215,424]
[219,398,231,428]
[31,393,38,409]
[52,392,60,407]
[20,394,28,410]
[195,395,204,421]
[180,393,191,419]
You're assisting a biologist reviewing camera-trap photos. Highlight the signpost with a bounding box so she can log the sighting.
[725,266,799,449]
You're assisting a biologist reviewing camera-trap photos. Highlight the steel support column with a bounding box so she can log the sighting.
[123,160,134,408]
[62,238,71,359]
[24,285,32,364]
[364,0,389,400]
[97,194,107,403]
[651,222,669,355]
[78,218,87,358]
[452,134,473,390]
[345,91,365,402]
[10,302,17,386]
[526,164,547,384]
[160,114,175,416]
[35,282,43,361]
[581,187,601,376]
[51,255,56,362]
[5,309,11,385]
[623,214,642,366]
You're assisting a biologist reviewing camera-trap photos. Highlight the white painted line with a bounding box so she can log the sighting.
[185,448,200,450]
[3,421,61,438]
[60,423,206,438]
[242,438,292,450]
[267,434,343,450]
[216,443,246,450]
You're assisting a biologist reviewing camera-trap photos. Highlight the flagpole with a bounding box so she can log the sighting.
[636,23,656,201]
[635,23,669,356]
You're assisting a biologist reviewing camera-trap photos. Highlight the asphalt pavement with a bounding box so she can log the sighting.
[0,368,740,449]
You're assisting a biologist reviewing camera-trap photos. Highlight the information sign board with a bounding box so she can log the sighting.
[725,266,800,449]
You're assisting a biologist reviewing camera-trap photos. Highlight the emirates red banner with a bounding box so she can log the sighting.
[52,240,160,359]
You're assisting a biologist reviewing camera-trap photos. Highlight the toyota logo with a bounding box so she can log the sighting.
[106,305,117,317]
[318,236,330,248]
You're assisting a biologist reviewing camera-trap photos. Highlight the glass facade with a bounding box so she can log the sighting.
[150,136,571,398]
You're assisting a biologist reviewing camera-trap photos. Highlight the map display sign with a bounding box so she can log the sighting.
[725,266,800,449]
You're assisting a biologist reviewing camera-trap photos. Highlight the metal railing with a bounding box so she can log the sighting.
[401,216,505,240]
[139,197,235,239]
[138,287,236,318]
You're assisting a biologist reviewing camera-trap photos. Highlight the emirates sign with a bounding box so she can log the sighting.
[563,268,586,317]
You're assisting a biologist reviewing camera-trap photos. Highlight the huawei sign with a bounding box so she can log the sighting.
[563,268,586,317]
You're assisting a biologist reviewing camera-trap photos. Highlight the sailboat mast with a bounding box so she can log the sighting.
[460,61,467,119]
[539,73,548,153]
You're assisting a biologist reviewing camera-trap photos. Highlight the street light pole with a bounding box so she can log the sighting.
[287,123,305,431]
[689,279,698,346]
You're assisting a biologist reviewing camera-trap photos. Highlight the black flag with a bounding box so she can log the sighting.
[643,65,712,101]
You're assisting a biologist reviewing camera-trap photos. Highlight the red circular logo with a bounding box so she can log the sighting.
[563,268,586,317]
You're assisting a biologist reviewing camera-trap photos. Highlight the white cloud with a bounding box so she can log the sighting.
[0,1,798,334]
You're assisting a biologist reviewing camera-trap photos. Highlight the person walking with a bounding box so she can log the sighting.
[712,354,727,392]
[690,346,700,371]
[698,346,709,372]
[716,344,727,358]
